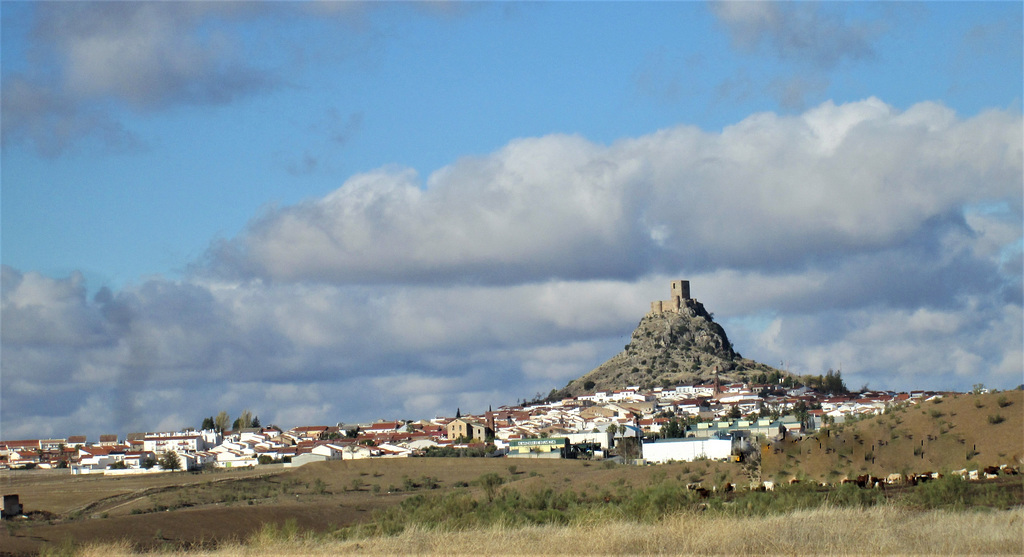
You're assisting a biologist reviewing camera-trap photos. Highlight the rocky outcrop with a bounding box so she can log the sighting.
[557,298,782,398]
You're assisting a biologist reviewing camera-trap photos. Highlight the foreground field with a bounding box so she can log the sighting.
[63,506,1024,555]
[2,458,746,555]
[4,455,1022,556]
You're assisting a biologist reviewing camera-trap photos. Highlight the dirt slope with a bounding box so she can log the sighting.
[761,390,1024,482]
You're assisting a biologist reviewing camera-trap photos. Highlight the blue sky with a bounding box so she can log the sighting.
[2,1,1021,439]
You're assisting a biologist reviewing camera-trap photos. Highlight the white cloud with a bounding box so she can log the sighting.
[211,99,1020,287]
[2,99,1021,438]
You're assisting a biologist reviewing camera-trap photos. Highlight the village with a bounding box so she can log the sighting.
[0,381,952,473]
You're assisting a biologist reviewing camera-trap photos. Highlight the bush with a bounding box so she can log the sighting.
[475,472,504,502]
[911,475,971,509]
[988,414,1005,424]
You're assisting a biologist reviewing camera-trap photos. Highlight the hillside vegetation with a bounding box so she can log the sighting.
[761,390,1024,483]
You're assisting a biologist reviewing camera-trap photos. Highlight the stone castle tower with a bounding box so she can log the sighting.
[649,280,691,315]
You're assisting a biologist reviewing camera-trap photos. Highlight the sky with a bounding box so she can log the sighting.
[1,1,1021,440]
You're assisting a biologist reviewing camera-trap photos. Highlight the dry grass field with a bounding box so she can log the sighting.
[56,506,1024,556]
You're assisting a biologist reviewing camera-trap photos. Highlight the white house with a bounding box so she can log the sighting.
[143,432,207,455]
[642,438,733,464]
[311,443,346,460]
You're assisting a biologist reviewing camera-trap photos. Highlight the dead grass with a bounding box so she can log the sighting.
[763,390,1024,483]
[74,505,1024,555]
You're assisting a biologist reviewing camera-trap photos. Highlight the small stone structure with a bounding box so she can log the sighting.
[649,280,691,315]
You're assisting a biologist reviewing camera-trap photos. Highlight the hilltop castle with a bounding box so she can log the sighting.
[649,280,691,315]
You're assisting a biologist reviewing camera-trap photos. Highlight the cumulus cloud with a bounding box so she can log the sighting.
[210,99,1021,286]
[0,266,640,438]
[3,99,1020,439]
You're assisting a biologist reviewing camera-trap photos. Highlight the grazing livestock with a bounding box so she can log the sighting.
[983,466,1000,476]
[763,481,775,491]
[968,470,979,481]
[886,473,905,485]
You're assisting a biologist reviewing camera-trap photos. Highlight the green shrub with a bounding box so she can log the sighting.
[911,475,971,509]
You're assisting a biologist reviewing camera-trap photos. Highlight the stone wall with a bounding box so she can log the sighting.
[649,280,691,315]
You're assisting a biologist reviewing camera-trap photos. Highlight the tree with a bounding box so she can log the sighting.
[201,416,215,430]
[251,415,261,429]
[607,424,619,437]
[617,437,641,460]
[213,411,230,433]
[159,450,181,471]
[662,418,684,439]
[821,369,848,395]
[793,400,809,425]
[233,409,254,431]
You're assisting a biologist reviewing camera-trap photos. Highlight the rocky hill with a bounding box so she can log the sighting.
[557,283,786,398]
